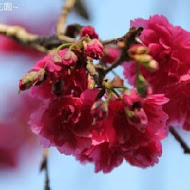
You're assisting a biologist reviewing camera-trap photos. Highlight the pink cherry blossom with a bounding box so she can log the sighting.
[77,90,169,172]
[29,89,99,155]
[123,15,190,130]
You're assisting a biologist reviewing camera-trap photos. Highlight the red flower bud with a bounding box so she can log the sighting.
[80,26,99,39]
[84,39,104,60]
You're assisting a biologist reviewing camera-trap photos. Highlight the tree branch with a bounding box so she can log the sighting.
[0,24,75,53]
[169,127,190,154]
[0,23,142,85]
[57,0,76,37]
[102,26,143,46]
[0,24,37,41]
[0,23,48,52]
[102,37,123,45]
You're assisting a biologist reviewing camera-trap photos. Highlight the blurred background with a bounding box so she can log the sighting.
[0,0,190,189]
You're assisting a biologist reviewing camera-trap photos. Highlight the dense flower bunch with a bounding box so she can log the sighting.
[124,15,190,130]
[18,18,189,173]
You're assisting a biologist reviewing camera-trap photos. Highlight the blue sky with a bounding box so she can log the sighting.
[1,0,190,190]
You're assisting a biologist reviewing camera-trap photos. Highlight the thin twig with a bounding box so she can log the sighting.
[169,127,190,154]
[104,52,126,74]
[0,24,37,41]
[102,37,123,45]
[40,149,50,190]
[111,70,119,77]
[105,27,143,74]
[102,63,119,77]
[57,0,76,37]
[102,27,143,45]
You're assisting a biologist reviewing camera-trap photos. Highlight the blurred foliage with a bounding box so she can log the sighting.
[74,0,90,20]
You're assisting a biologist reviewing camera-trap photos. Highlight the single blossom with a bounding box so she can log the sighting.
[29,89,99,155]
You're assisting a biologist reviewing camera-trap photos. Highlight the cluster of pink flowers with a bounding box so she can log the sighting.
[124,15,190,130]
[18,18,190,173]
[77,90,168,172]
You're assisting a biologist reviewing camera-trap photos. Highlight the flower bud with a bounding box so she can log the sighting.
[134,54,152,63]
[80,26,99,39]
[129,46,158,71]
[84,39,104,60]
[148,60,158,70]
[19,69,45,91]
[62,50,78,66]
[129,46,149,55]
